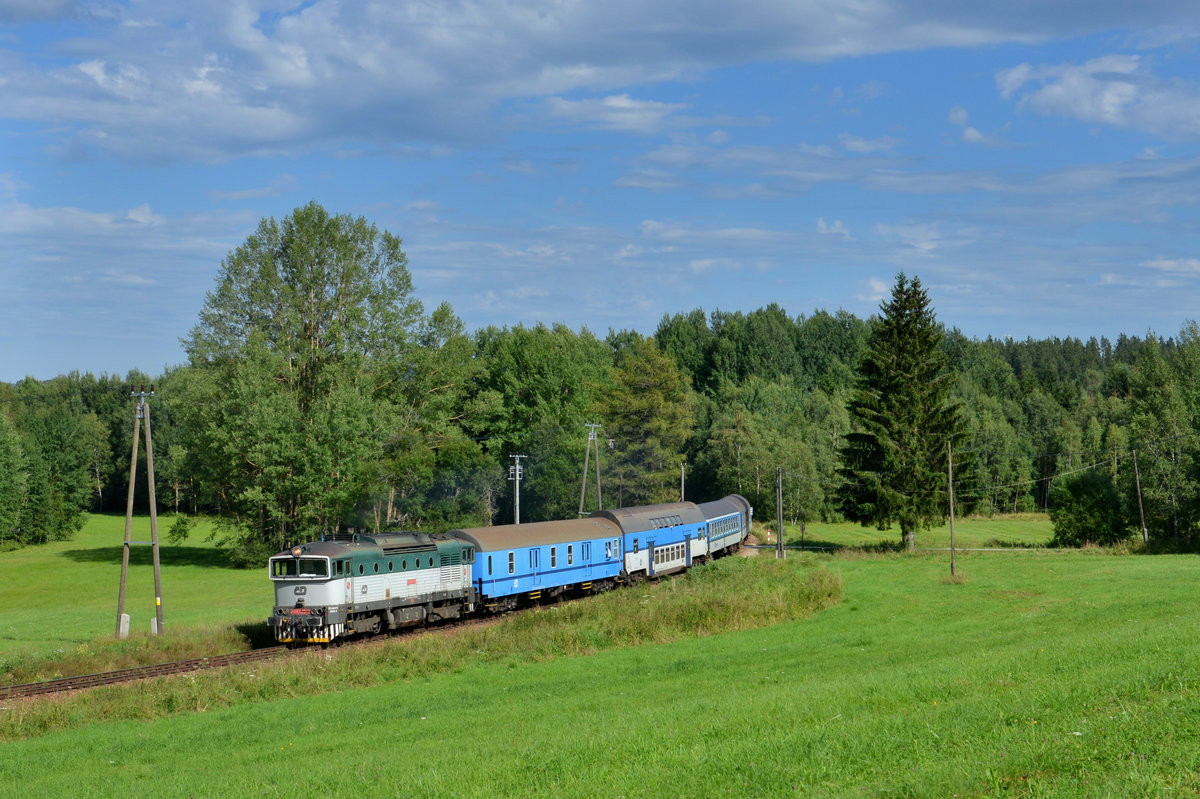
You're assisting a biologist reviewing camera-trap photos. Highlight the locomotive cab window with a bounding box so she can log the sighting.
[275,558,329,578]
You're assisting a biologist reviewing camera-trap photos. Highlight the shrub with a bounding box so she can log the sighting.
[1049,469,1130,546]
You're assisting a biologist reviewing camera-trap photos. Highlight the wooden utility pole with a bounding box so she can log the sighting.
[1133,449,1149,545]
[577,423,602,516]
[116,386,164,638]
[948,443,957,577]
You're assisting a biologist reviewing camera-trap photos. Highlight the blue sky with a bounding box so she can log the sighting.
[4,1,1200,382]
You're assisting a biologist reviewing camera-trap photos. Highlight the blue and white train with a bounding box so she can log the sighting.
[268,495,752,643]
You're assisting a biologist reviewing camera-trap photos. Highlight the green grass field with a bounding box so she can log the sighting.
[774,512,1054,550]
[0,514,265,666]
[5,514,1200,797]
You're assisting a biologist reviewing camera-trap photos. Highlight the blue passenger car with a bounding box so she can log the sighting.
[452,517,624,612]
[592,501,708,579]
[697,494,753,556]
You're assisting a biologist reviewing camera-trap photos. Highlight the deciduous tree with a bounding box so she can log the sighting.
[179,202,424,561]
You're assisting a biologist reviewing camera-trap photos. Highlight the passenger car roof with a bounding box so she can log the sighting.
[450,517,621,551]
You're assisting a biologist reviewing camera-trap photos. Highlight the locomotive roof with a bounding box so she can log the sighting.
[590,501,706,534]
[449,517,621,551]
[271,531,456,559]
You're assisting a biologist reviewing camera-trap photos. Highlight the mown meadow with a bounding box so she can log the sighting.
[5,513,1200,797]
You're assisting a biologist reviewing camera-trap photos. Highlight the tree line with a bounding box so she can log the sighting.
[1,202,1196,560]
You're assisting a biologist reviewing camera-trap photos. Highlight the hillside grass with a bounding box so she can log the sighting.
[778,512,1053,550]
[4,539,1200,796]
[0,514,265,677]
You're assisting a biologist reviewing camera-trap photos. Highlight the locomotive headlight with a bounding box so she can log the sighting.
[291,546,303,557]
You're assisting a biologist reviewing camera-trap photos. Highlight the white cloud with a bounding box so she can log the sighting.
[838,132,899,153]
[7,2,1200,162]
[689,258,741,273]
[875,222,942,251]
[860,80,887,99]
[946,105,999,145]
[208,174,298,202]
[101,268,157,286]
[124,204,163,226]
[817,217,852,240]
[857,277,890,303]
[545,94,689,134]
[1142,257,1200,275]
[962,126,986,143]
[998,54,1200,141]
[0,0,74,23]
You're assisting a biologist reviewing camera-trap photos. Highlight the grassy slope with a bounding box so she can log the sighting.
[5,546,1200,797]
[779,513,1053,549]
[0,514,264,662]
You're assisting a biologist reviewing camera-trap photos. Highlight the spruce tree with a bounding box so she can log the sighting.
[0,411,26,543]
[839,273,963,550]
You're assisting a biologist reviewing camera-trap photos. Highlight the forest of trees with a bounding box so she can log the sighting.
[2,203,1198,561]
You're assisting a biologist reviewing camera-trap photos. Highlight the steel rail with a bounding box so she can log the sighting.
[0,647,288,702]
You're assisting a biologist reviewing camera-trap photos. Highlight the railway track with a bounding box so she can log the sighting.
[0,613,506,702]
[0,647,289,702]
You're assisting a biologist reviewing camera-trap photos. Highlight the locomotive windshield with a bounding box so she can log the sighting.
[270,557,329,579]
